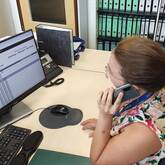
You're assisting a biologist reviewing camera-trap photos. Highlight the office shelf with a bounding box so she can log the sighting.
[97,36,122,42]
[97,10,165,20]
[97,0,165,51]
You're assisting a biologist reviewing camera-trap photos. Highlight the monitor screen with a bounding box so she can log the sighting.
[0,30,45,114]
[29,0,66,24]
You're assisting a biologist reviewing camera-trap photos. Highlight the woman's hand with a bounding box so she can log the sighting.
[81,119,97,137]
[81,118,97,130]
[81,88,123,137]
[97,87,123,117]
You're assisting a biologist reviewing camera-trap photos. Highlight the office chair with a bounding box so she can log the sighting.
[159,157,165,165]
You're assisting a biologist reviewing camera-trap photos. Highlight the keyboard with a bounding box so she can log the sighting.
[0,125,31,165]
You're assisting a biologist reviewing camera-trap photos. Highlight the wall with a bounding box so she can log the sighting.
[77,0,96,49]
[9,0,22,34]
[0,1,6,37]
[77,0,88,46]
[0,0,16,37]
[87,0,96,49]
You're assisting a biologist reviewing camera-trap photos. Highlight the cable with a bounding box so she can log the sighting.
[44,78,64,88]
[32,108,45,113]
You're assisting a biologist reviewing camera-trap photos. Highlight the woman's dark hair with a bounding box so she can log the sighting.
[114,36,165,92]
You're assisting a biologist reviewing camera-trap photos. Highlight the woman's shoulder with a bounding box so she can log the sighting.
[110,117,163,165]
[111,108,165,164]
[111,88,165,134]
[145,88,165,134]
[111,107,146,135]
[111,103,164,138]
[110,91,165,164]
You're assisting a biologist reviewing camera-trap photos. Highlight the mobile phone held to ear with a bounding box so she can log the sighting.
[112,84,140,104]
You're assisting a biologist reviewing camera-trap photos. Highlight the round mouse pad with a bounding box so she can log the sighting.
[39,105,83,129]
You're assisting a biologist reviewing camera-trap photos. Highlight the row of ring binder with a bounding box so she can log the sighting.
[155,19,165,42]
[97,41,117,51]
[98,14,165,42]
[98,0,165,13]
[97,0,165,51]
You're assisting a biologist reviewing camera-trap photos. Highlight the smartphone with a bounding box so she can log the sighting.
[112,84,140,104]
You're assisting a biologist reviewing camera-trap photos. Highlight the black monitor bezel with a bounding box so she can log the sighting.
[0,29,46,116]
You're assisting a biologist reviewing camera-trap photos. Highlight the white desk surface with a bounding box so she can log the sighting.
[73,49,110,73]
[15,49,112,157]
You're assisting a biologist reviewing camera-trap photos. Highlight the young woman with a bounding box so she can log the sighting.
[81,37,165,165]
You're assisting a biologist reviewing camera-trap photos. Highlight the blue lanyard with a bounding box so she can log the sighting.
[114,92,154,117]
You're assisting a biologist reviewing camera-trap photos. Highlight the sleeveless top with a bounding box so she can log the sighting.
[110,88,165,165]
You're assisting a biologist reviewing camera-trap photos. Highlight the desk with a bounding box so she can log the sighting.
[73,49,110,72]
[14,49,111,157]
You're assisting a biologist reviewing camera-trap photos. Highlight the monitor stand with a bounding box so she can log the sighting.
[0,102,33,130]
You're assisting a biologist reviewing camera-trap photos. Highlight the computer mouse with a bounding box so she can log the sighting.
[50,105,69,115]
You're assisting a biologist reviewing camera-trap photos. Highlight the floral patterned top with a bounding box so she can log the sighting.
[110,88,165,165]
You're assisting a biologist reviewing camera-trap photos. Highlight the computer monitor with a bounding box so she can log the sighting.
[0,30,46,129]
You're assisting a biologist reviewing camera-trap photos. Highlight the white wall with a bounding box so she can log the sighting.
[77,0,88,46]
[0,1,6,37]
[87,0,96,49]
[0,0,22,38]
[0,0,15,37]
[9,0,22,34]
[77,0,96,49]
